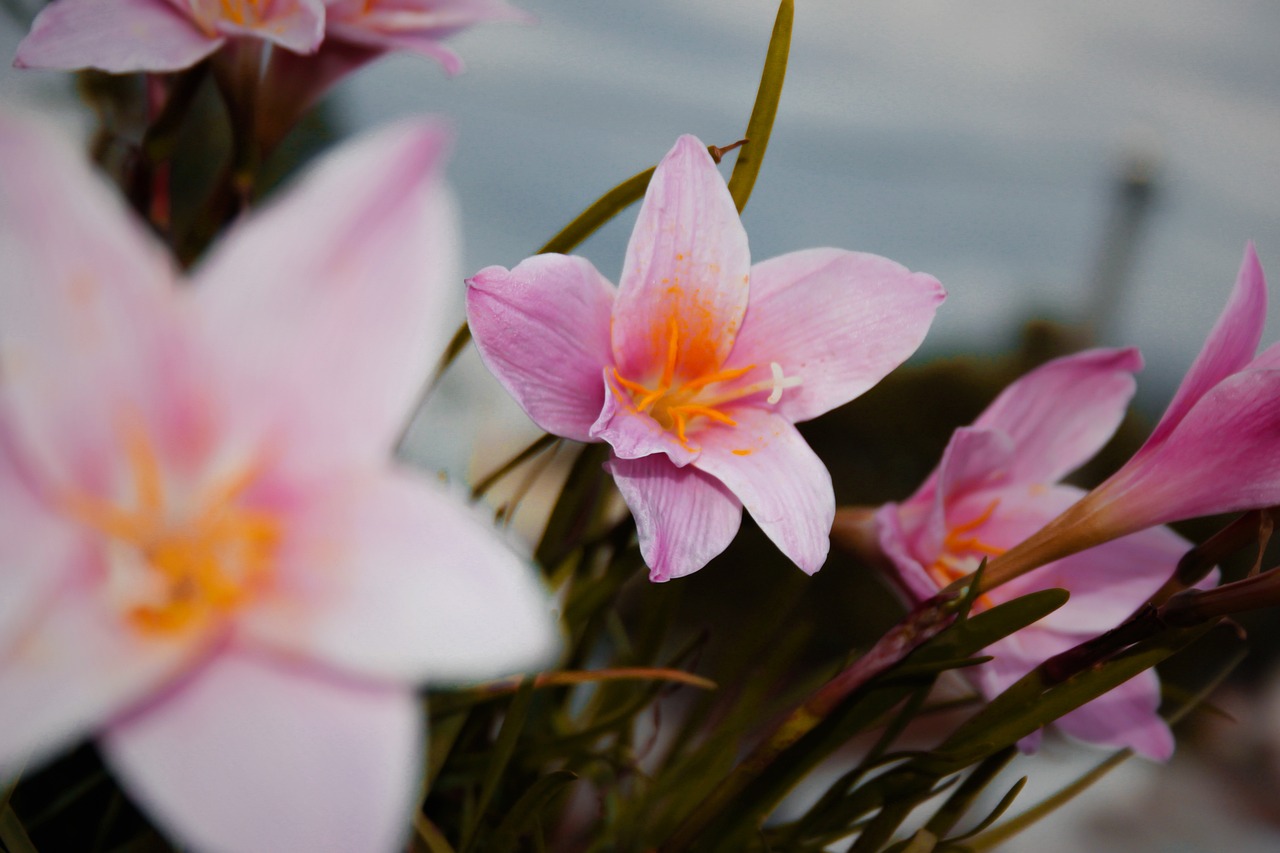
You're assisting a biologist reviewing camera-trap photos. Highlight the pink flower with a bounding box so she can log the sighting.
[255,0,531,149]
[322,0,530,75]
[0,113,557,851]
[14,0,326,72]
[467,135,945,582]
[875,349,1192,759]
[984,243,1280,590]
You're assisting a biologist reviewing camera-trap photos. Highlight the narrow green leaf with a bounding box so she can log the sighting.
[535,442,613,570]
[1,805,38,853]
[472,435,559,499]
[413,813,460,853]
[489,771,579,851]
[945,775,1026,842]
[962,632,1245,851]
[662,589,1068,852]
[0,759,23,816]
[540,167,655,255]
[424,710,471,795]
[460,678,537,852]
[921,748,1017,841]
[726,0,794,211]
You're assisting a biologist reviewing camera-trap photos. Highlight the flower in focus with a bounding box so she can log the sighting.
[871,349,1195,758]
[467,134,945,581]
[14,0,325,72]
[982,243,1280,590]
[0,114,557,851]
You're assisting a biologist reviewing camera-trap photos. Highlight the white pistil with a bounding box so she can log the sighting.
[767,361,803,405]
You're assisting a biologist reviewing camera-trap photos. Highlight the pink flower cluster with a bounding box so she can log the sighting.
[14,0,528,76]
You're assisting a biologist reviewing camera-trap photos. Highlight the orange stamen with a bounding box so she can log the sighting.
[63,422,279,636]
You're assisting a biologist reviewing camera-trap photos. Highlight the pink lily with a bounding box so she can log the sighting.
[255,0,531,150]
[873,349,1194,759]
[0,114,556,851]
[14,0,326,72]
[467,135,944,582]
[982,243,1280,590]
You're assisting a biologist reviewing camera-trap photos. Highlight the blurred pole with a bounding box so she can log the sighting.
[1082,136,1161,343]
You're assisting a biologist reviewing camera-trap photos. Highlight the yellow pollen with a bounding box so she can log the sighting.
[611,317,803,450]
[927,500,1004,608]
[64,423,279,636]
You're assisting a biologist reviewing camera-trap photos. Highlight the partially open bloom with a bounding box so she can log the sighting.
[983,243,1280,590]
[255,0,531,149]
[0,114,556,851]
[871,349,1193,758]
[14,0,326,72]
[467,135,944,581]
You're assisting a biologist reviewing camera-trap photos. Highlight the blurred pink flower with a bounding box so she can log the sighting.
[323,0,530,74]
[256,0,531,149]
[984,243,1280,590]
[14,0,326,72]
[0,114,556,851]
[467,134,945,582]
[875,349,1192,759]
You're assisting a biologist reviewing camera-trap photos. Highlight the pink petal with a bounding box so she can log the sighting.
[14,0,220,72]
[467,255,615,442]
[101,649,421,853]
[611,136,750,381]
[873,502,939,603]
[0,441,79,650]
[256,42,382,152]
[325,0,533,72]
[694,409,833,573]
[1095,366,1280,533]
[0,114,195,497]
[1055,668,1174,760]
[1000,514,1188,634]
[0,576,198,775]
[723,249,944,423]
[972,631,1172,759]
[589,379,699,467]
[242,468,557,682]
[331,29,463,71]
[1141,242,1266,453]
[925,426,1015,552]
[191,120,456,477]
[970,348,1141,485]
[213,0,325,54]
[606,454,743,582]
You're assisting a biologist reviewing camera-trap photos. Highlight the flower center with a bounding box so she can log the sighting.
[928,500,1005,608]
[64,424,280,636]
[611,317,801,448]
[189,0,265,32]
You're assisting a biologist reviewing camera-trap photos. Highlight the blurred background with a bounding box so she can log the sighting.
[3,1,1280,850]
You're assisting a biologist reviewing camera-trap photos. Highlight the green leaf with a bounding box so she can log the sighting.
[460,678,537,852]
[727,0,794,211]
[660,589,1068,851]
[0,805,37,853]
[920,748,1017,841]
[472,434,560,499]
[489,771,579,851]
[535,443,613,571]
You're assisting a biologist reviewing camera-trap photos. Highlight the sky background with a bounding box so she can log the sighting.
[4,0,1280,436]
